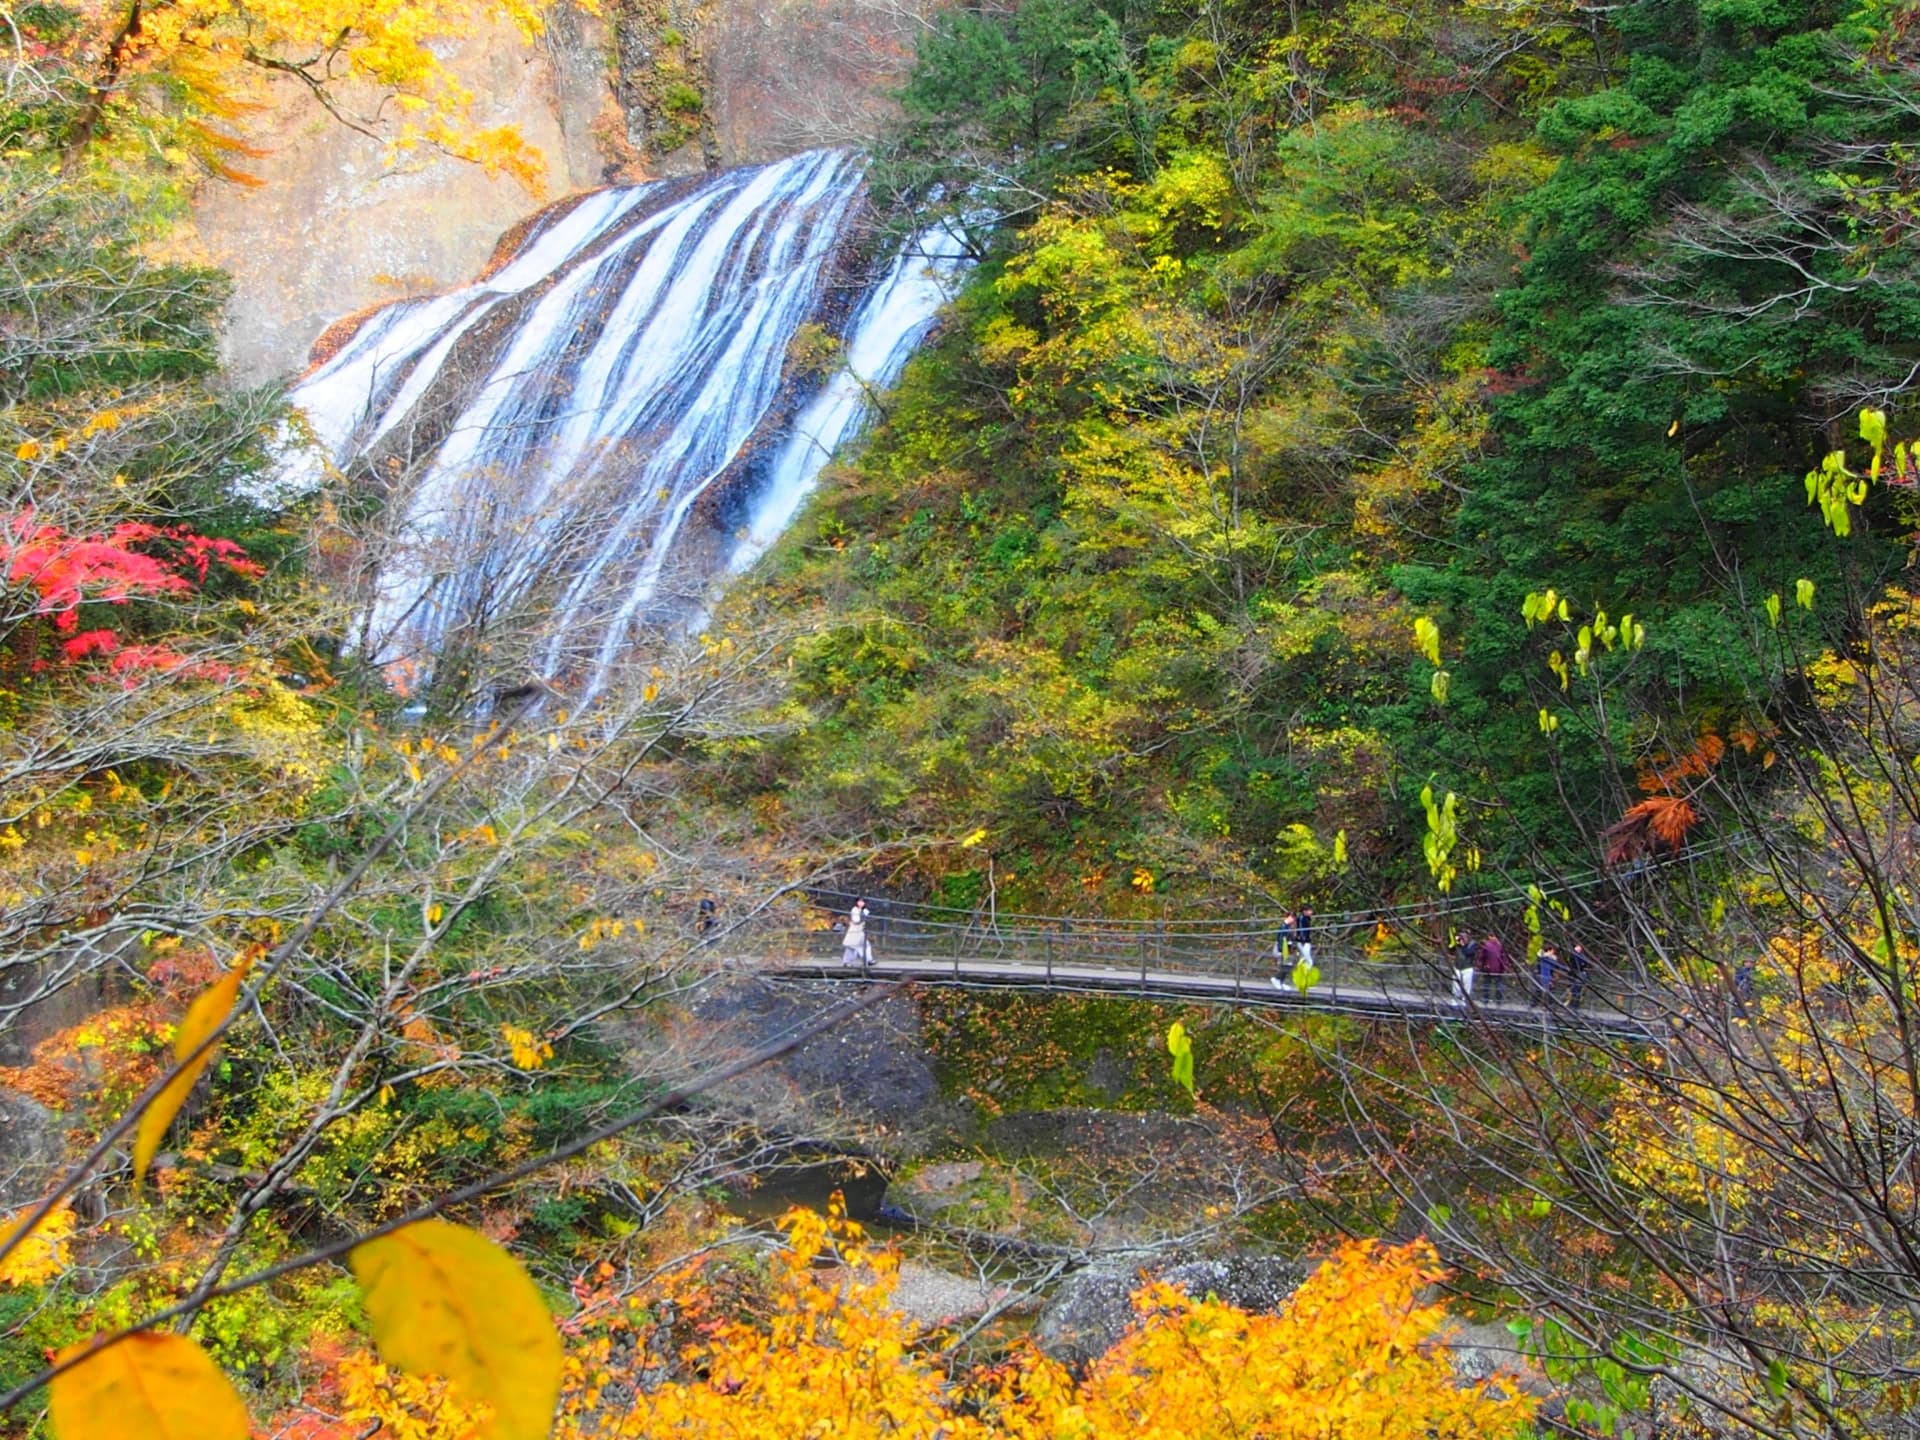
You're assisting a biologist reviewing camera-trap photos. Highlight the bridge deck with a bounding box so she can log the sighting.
[765,954,1648,1039]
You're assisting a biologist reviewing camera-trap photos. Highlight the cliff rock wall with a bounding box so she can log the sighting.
[191,7,614,384]
[191,0,937,386]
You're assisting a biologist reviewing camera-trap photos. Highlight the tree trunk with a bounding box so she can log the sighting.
[64,0,146,165]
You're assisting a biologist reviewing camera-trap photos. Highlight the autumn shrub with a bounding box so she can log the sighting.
[559,1206,1537,1440]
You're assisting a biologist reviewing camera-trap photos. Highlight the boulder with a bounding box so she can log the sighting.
[1033,1253,1307,1368]
[1031,1266,1137,1369]
[0,1088,64,1207]
[688,977,957,1141]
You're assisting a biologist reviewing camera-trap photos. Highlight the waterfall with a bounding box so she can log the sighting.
[286,149,966,694]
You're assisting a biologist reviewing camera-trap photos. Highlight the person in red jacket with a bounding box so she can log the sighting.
[1478,933,1509,1004]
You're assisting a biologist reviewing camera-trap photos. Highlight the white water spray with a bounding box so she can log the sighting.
[286,149,967,692]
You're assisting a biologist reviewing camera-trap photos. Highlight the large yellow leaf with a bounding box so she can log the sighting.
[350,1219,561,1440]
[49,1332,249,1440]
[132,955,253,1189]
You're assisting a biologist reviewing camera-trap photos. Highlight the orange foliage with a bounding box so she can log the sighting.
[0,1002,171,1110]
[1605,731,1750,862]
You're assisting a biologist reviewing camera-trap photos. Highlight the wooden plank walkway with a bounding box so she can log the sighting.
[766,954,1650,1040]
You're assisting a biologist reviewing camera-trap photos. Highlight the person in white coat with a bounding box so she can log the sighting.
[842,899,871,968]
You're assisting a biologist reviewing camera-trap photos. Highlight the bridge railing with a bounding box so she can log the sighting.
[744,911,1640,1017]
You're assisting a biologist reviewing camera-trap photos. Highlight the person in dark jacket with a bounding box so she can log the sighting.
[1569,942,1592,1009]
[1296,906,1315,966]
[1478,933,1508,1004]
[1450,935,1479,1005]
[1535,944,1559,1005]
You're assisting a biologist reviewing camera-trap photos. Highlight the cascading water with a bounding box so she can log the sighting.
[286,148,966,694]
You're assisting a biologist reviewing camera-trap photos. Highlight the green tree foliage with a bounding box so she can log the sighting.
[1397,0,1920,825]
[875,0,1155,236]
[744,0,1920,899]
[737,0,1586,904]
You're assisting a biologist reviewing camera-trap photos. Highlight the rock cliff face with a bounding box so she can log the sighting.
[190,8,614,384]
[190,0,936,385]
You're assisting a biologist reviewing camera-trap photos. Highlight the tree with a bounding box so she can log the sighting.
[3,0,567,188]
[0,161,857,1438]
[1321,414,1920,1437]
[874,0,1154,242]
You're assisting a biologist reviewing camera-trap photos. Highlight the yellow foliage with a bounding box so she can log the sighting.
[573,1210,1534,1440]
[350,1219,562,1440]
[0,1202,75,1286]
[337,1348,490,1440]
[75,0,566,192]
[222,678,326,787]
[996,1238,1536,1440]
[501,1024,552,1070]
[593,1205,978,1440]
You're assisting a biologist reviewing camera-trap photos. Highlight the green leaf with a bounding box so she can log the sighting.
[1796,578,1815,610]
[1166,1022,1195,1097]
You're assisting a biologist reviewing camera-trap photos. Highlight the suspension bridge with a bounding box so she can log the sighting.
[756,901,1661,1040]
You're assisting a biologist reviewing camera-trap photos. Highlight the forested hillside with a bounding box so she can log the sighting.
[6,0,1920,1438]
[736,0,1920,912]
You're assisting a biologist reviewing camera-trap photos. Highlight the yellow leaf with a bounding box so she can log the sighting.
[132,955,254,1189]
[501,1024,552,1070]
[14,440,41,461]
[427,902,444,925]
[642,683,659,704]
[49,1332,249,1440]
[351,1220,561,1440]
[959,827,989,848]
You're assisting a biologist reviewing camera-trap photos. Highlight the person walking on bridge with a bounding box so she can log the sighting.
[1296,906,1315,967]
[1569,941,1591,1010]
[1478,933,1508,1004]
[843,899,871,970]
[1450,934,1478,1005]
[1270,911,1296,990]
[1534,943,1559,1005]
